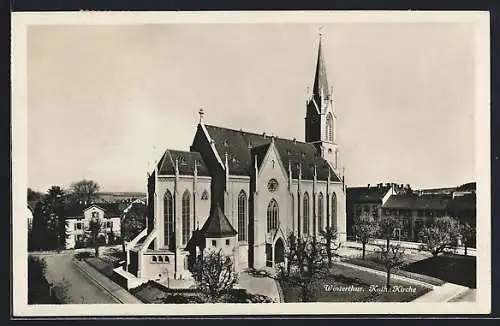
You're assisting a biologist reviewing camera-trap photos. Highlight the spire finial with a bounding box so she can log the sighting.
[318,26,324,38]
[198,106,205,124]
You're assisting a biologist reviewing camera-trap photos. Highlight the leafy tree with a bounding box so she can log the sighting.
[31,186,67,251]
[375,243,406,289]
[352,212,379,260]
[418,216,460,257]
[378,215,402,251]
[28,255,48,303]
[121,202,147,253]
[319,226,342,267]
[69,179,100,204]
[189,248,238,302]
[27,187,43,202]
[459,222,475,256]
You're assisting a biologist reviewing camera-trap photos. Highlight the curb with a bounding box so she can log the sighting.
[72,260,123,303]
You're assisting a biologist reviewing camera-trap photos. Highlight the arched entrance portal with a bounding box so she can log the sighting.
[274,238,285,265]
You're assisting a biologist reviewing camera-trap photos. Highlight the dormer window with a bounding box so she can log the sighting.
[178,156,187,166]
[223,139,229,147]
[201,190,209,200]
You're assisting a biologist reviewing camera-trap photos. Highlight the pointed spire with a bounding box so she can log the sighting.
[313,28,329,99]
[198,106,205,124]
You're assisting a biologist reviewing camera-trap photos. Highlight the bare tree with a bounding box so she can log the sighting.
[278,235,328,302]
[352,212,379,260]
[69,179,100,204]
[418,216,460,257]
[188,248,238,302]
[376,243,406,289]
[378,215,402,251]
[319,226,342,267]
[88,216,104,257]
[459,222,475,256]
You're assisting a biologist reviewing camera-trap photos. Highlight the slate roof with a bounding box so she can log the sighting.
[382,194,451,210]
[200,204,237,238]
[62,202,124,219]
[203,124,339,181]
[448,193,476,211]
[157,149,210,176]
[346,186,392,203]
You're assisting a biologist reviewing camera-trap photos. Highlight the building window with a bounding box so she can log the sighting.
[164,256,169,263]
[212,240,216,247]
[267,199,279,232]
[182,190,191,245]
[267,179,279,192]
[158,256,163,263]
[237,191,247,241]
[201,189,209,200]
[226,239,230,246]
[75,222,82,230]
[318,192,324,232]
[164,190,174,248]
[152,256,157,263]
[92,211,98,218]
[331,192,337,230]
[326,112,334,142]
[303,193,310,234]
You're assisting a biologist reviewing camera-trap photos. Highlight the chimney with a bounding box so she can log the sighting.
[262,132,267,138]
[293,138,297,144]
[367,184,370,188]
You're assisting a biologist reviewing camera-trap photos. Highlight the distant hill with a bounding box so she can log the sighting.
[96,192,146,203]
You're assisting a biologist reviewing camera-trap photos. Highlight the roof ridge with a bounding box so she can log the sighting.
[204,124,309,145]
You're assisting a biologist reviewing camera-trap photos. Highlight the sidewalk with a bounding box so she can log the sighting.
[412,283,470,302]
[335,261,470,303]
[238,271,280,302]
[74,259,143,303]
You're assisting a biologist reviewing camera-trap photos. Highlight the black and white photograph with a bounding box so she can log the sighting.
[12,11,491,316]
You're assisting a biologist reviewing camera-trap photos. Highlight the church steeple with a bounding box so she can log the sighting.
[305,29,339,172]
[312,31,330,101]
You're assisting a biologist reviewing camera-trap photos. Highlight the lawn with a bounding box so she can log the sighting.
[279,263,431,302]
[402,254,476,288]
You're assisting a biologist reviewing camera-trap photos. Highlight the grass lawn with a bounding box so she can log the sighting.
[403,254,476,288]
[279,263,431,302]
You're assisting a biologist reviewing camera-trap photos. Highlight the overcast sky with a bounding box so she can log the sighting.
[27,22,476,193]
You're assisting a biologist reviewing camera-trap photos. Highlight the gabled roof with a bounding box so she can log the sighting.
[382,194,451,210]
[200,204,237,238]
[62,202,123,218]
[347,186,392,203]
[203,124,339,181]
[157,149,210,176]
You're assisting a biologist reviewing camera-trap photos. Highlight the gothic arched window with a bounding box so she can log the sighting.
[318,192,324,232]
[303,192,310,235]
[182,190,190,245]
[267,199,279,233]
[238,191,247,241]
[331,192,337,231]
[326,113,334,142]
[163,190,174,248]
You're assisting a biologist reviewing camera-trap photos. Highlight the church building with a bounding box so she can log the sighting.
[125,35,347,282]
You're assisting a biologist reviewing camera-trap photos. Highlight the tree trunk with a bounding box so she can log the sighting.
[362,243,366,260]
[464,244,468,256]
[386,269,391,290]
[386,237,390,251]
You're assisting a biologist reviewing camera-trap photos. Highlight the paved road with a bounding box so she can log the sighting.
[38,253,121,304]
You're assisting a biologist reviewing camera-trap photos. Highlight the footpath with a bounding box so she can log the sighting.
[335,261,469,303]
[73,259,142,303]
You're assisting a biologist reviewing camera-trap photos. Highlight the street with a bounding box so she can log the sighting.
[36,252,121,304]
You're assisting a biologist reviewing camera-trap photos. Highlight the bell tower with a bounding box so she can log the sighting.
[305,29,339,171]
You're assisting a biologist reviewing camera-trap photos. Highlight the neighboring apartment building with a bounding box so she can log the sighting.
[345,183,395,239]
[63,203,122,249]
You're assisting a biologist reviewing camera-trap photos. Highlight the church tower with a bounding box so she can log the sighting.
[305,31,339,172]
